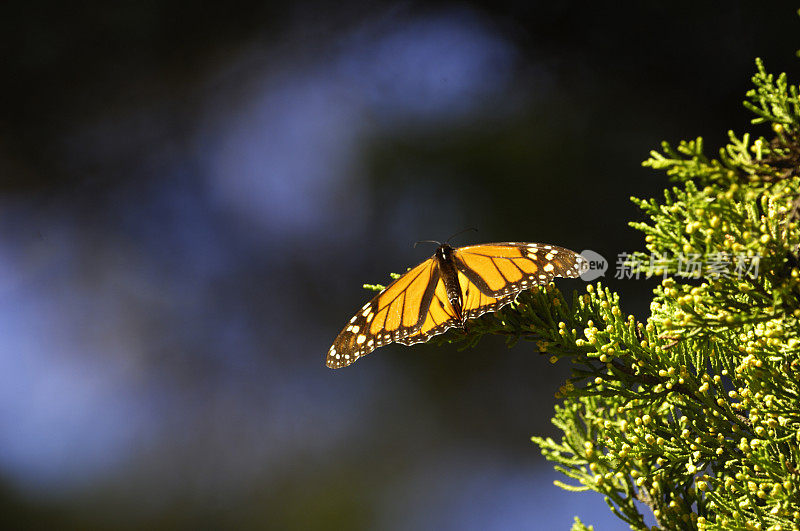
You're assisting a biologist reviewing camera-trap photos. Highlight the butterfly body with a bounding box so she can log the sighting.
[435,243,466,325]
[328,242,587,369]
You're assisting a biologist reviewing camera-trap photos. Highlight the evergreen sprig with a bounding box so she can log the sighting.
[361,55,800,529]
[434,58,800,529]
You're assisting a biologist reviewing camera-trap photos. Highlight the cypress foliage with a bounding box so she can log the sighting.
[361,48,800,531]
[448,57,800,529]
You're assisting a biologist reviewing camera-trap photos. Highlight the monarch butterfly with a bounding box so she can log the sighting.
[327,241,588,368]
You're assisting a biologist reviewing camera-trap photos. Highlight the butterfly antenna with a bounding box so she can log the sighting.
[445,227,478,244]
[413,239,442,249]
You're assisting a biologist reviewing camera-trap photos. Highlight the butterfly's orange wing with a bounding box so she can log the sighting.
[327,257,459,368]
[453,242,587,318]
[394,272,461,347]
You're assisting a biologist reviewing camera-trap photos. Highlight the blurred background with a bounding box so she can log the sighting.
[1,1,798,529]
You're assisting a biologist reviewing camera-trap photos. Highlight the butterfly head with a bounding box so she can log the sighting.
[435,242,455,261]
[413,239,454,259]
